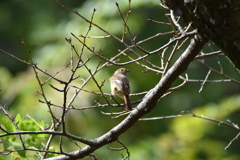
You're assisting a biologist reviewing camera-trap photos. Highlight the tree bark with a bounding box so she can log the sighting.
[165,0,240,71]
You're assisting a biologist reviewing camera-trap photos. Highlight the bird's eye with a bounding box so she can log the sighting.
[121,69,124,72]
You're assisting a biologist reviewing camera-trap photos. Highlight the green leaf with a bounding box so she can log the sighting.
[12,142,26,158]
[0,117,16,142]
[0,117,16,132]
[17,117,48,148]
[15,113,22,123]
[18,119,35,131]
[46,147,59,158]
[18,117,45,132]
[0,155,4,160]
[2,139,12,149]
[25,135,44,148]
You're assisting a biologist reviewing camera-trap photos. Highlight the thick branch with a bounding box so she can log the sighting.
[45,35,206,160]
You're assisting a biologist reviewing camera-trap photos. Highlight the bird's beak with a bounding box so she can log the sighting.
[127,69,131,72]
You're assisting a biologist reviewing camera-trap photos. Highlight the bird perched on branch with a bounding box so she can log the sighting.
[109,68,132,111]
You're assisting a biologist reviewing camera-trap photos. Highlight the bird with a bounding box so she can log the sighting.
[109,68,132,111]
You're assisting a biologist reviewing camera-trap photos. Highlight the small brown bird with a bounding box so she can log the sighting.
[109,68,132,111]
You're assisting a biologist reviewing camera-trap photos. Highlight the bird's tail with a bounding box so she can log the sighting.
[123,94,132,111]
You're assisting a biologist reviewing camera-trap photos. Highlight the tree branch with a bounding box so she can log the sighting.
[45,35,206,160]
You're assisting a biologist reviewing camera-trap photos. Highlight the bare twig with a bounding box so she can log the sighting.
[199,70,211,93]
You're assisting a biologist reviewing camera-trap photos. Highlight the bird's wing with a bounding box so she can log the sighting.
[111,79,123,91]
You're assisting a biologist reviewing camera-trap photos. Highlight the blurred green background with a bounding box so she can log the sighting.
[0,0,240,159]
